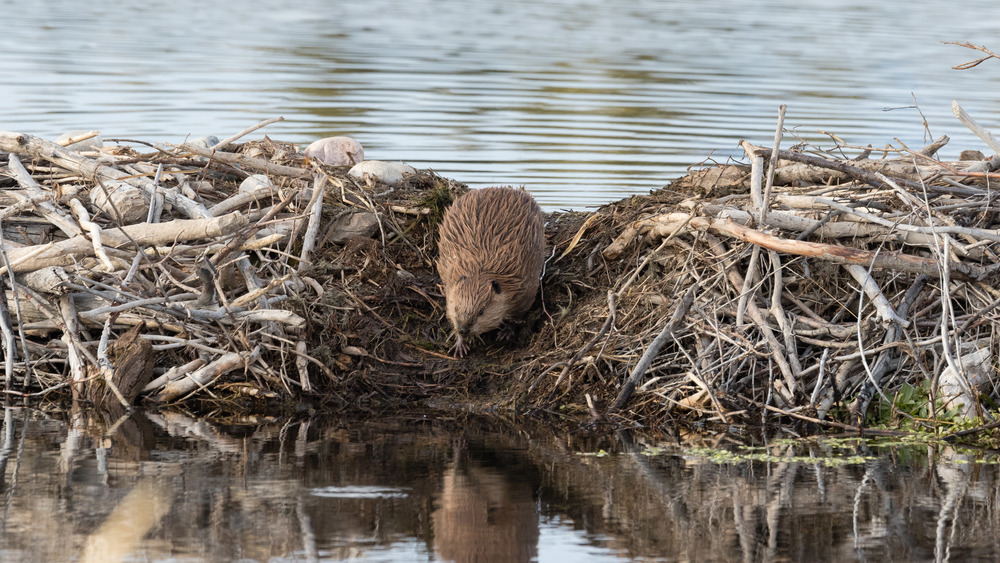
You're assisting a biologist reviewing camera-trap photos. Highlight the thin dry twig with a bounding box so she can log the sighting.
[945,41,1000,70]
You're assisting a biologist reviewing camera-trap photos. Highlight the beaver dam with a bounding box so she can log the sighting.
[3,107,1000,436]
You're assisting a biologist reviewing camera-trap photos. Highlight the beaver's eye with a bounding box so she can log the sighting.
[477,308,485,317]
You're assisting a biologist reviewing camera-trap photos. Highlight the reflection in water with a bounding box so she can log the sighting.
[79,479,172,563]
[0,409,999,561]
[2,0,1000,208]
[433,444,538,563]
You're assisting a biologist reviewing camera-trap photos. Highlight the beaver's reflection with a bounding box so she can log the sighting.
[432,447,539,563]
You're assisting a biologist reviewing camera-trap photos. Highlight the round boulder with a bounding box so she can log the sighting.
[304,136,364,166]
[348,160,416,186]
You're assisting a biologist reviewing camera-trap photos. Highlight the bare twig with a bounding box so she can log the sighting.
[210,116,285,150]
[944,41,1000,70]
[608,285,697,414]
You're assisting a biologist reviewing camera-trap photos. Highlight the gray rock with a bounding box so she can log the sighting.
[188,136,221,149]
[328,211,379,244]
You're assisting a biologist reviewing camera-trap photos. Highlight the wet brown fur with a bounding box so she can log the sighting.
[437,187,545,356]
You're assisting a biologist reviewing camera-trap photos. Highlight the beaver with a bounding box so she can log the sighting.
[437,186,545,357]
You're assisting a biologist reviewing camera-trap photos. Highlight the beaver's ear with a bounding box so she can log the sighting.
[490,280,501,294]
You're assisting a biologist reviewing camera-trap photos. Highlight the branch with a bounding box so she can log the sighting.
[944,41,1000,70]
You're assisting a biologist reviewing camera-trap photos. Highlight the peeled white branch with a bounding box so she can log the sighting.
[846,265,909,327]
[7,154,81,238]
[0,131,212,220]
[68,198,115,272]
[151,347,260,403]
[0,213,247,274]
[952,100,1000,156]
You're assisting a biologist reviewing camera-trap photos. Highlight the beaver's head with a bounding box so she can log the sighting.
[445,272,514,357]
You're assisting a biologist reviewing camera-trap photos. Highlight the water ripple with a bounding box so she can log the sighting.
[2,0,999,208]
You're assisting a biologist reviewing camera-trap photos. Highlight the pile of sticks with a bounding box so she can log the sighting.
[558,102,1000,427]
[0,121,326,408]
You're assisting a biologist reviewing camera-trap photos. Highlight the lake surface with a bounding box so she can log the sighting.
[3,0,1000,209]
[1,408,998,562]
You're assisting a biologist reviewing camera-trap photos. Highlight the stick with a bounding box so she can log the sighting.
[848,275,926,421]
[151,347,259,402]
[96,318,131,409]
[59,295,87,390]
[56,130,100,147]
[141,358,207,393]
[210,116,285,150]
[846,265,910,326]
[618,214,994,281]
[608,285,696,414]
[7,154,81,238]
[944,41,1000,70]
[533,292,616,397]
[68,198,116,272]
[0,132,213,220]
[207,188,280,217]
[298,173,327,267]
[0,213,247,275]
[952,100,1000,156]
[0,274,13,389]
[741,143,926,192]
[179,143,312,179]
[737,146,764,328]
[760,104,786,224]
[708,234,797,402]
[936,237,986,420]
[295,341,312,393]
[769,250,803,381]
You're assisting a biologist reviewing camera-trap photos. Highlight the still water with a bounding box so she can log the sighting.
[0,408,996,562]
[3,0,1000,208]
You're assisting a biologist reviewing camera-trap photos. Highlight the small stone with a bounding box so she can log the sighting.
[188,136,221,149]
[328,211,379,244]
[239,174,274,194]
[937,345,992,419]
[304,136,364,166]
[348,160,416,186]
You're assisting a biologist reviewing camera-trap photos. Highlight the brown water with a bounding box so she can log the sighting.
[1,408,997,562]
[3,0,1000,208]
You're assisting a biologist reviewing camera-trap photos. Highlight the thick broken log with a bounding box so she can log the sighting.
[86,324,155,410]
